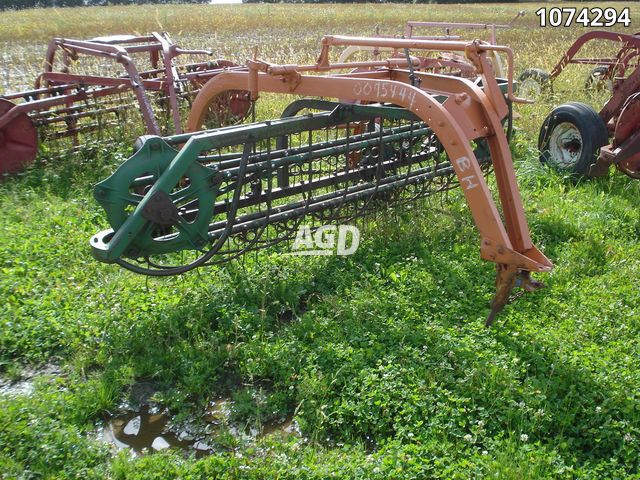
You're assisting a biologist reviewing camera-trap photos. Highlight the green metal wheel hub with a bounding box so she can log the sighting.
[93,136,219,258]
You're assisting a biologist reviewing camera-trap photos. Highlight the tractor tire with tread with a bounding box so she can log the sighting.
[538,101,609,177]
[517,68,550,99]
[585,66,613,93]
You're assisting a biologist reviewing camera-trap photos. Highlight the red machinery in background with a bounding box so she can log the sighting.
[0,32,249,176]
[519,30,640,97]
[537,32,640,179]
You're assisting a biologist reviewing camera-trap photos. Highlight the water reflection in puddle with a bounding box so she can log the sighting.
[0,378,35,397]
[261,417,300,438]
[101,400,299,457]
[102,406,194,454]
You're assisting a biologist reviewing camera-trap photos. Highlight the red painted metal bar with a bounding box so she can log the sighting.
[0,86,122,129]
[152,32,185,133]
[404,12,524,44]
[90,34,157,44]
[318,36,526,107]
[39,41,161,134]
[549,31,640,81]
[600,61,640,123]
[39,72,168,90]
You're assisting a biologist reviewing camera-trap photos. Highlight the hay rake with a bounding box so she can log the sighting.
[91,36,553,324]
[537,33,640,178]
[337,12,525,79]
[518,30,640,98]
[0,32,249,176]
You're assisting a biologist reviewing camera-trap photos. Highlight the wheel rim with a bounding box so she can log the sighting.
[587,72,613,94]
[94,137,218,256]
[519,78,542,99]
[548,122,583,170]
[202,90,251,129]
[190,60,251,129]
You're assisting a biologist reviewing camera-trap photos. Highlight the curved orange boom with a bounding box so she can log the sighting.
[186,36,552,323]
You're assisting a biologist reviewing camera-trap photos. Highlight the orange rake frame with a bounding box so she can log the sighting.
[91,36,552,324]
[188,36,552,322]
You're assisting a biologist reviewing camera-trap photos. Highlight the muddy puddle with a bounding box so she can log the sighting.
[101,406,207,455]
[0,364,61,397]
[100,397,299,457]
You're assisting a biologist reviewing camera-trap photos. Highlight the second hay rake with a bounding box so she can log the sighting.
[0,32,249,176]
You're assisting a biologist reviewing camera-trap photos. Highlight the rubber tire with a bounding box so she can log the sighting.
[538,102,608,177]
[517,68,550,98]
[585,66,612,93]
[571,102,609,148]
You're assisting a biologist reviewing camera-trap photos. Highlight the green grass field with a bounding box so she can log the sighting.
[1,3,640,478]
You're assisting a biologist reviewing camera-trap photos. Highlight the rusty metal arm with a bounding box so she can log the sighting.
[186,69,551,276]
[549,31,640,80]
[152,32,184,133]
[44,39,161,135]
[317,36,530,105]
